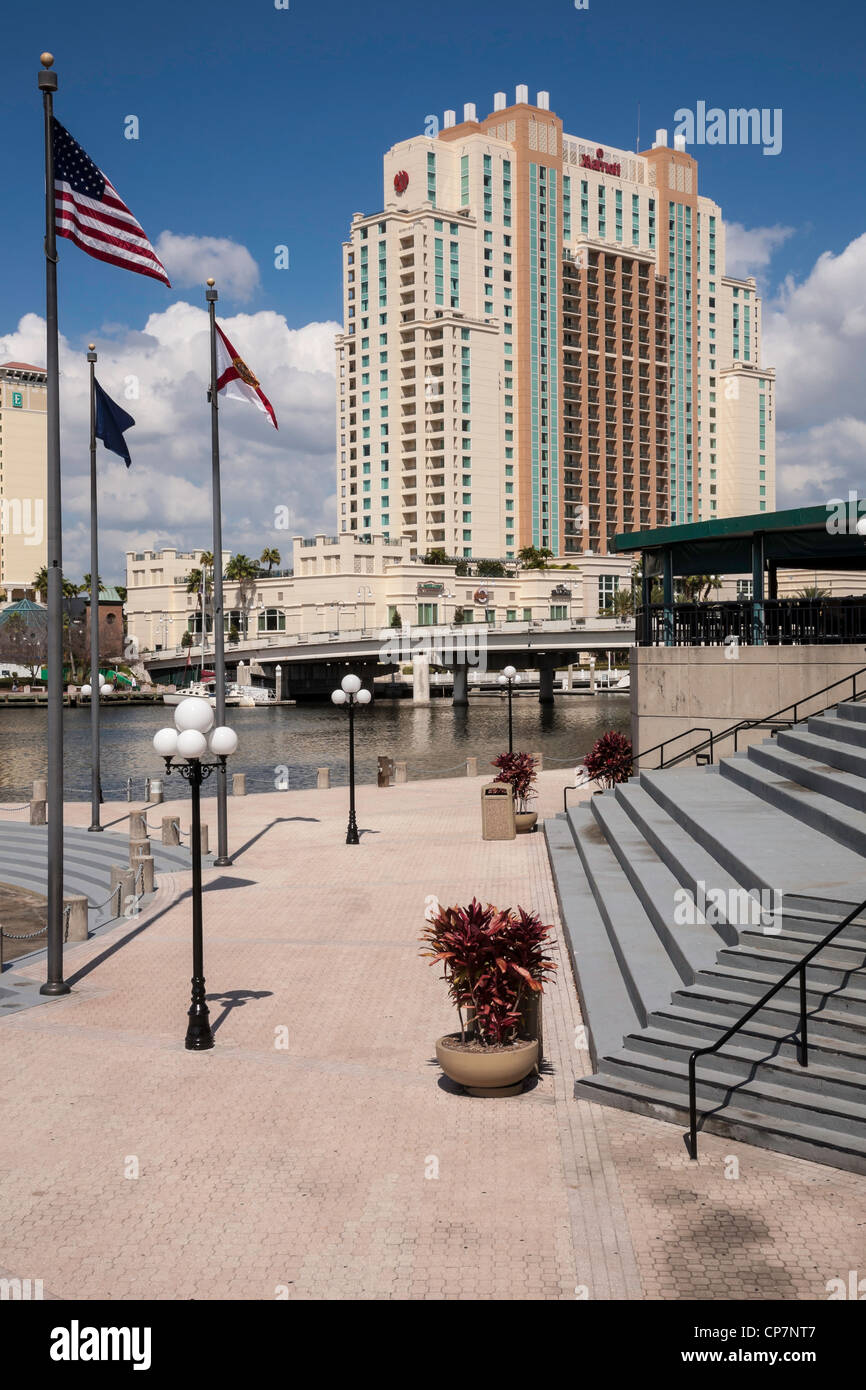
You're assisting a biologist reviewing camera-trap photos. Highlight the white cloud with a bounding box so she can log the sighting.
[154,232,261,301]
[763,233,866,508]
[0,305,340,583]
[724,222,794,281]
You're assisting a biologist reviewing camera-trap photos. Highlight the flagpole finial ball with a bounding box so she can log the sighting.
[88,343,95,351]
[206,278,215,287]
[40,53,54,68]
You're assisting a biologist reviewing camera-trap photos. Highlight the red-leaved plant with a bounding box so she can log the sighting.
[583,730,633,788]
[491,751,538,812]
[420,898,557,1046]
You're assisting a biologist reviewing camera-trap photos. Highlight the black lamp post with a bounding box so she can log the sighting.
[331,673,371,844]
[497,664,520,753]
[153,698,238,1050]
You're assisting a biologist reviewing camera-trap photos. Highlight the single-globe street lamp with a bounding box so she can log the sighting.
[153,696,238,1050]
[331,672,371,844]
[497,664,521,753]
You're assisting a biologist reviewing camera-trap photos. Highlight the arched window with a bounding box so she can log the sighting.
[258,608,286,633]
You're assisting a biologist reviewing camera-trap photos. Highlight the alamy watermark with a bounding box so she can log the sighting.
[826,491,866,536]
[674,880,783,934]
[378,622,487,672]
[673,103,782,157]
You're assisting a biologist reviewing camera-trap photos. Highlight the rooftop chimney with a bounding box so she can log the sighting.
[493,91,506,111]
[443,109,456,129]
[537,90,550,110]
[515,83,528,105]
[652,127,668,148]
[673,132,687,152]
[463,102,477,123]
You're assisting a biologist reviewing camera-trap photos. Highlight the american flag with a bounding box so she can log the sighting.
[52,119,170,286]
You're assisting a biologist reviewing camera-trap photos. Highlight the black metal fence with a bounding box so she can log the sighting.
[637,598,866,646]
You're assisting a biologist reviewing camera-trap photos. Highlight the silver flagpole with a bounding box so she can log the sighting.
[206,278,231,865]
[87,344,102,831]
[39,53,69,995]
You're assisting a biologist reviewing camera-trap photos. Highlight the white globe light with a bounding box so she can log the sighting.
[356,688,372,704]
[174,696,215,734]
[176,728,208,760]
[99,673,108,686]
[503,665,517,679]
[153,727,178,758]
[81,684,92,698]
[209,726,238,756]
[514,674,522,684]
[331,689,347,705]
[101,684,114,695]
[341,673,362,694]
[857,514,866,537]
[497,674,507,685]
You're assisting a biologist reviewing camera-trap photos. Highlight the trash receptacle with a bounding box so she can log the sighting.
[378,755,395,788]
[149,778,164,805]
[481,781,516,840]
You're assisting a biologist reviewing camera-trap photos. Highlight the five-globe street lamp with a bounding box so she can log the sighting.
[331,672,371,845]
[153,697,238,1050]
[497,664,521,752]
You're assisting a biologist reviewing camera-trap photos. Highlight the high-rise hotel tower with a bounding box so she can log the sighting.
[335,88,775,558]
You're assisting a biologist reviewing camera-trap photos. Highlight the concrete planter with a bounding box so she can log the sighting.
[515,810,538,834]
[436,1035,538,1096]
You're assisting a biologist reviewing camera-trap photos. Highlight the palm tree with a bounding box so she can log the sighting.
[225,554,259,637]
[79,574,105,594]
[198,550,215,571]
[796,584,831,599]
[32,566,48,601]
[260,547,280,573]
[517,545,555,571]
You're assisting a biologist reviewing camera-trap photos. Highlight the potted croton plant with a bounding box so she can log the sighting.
[582,730,633,792]
[491,751,539,833]
[421,898,556,1097]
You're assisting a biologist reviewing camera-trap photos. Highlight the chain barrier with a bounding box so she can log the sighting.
[0,921,48,941]
[0,803,33,813]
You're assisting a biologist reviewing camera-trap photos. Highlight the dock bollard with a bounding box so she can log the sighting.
[129,837,151,868]
[198,823,209,855]
[30,799,47,825]
[109,866,135,916]
[377,755,393,788]
[533,751,544,772]
[466,757,477,777]
[137,856,155,894]
[232,773,246,796]
[64,894,89,943]
[129,810,147,840]
[162,816,180,846]
[33,777,47,802]
[394,760,407,784]
[317,768,330,789]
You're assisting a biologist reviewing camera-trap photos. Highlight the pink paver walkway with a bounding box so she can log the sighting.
[0,770,864,1300]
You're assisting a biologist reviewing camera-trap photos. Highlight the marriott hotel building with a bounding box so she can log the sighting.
[335,87,775,559]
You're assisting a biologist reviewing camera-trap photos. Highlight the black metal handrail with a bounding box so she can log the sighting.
[687,894,866,1159]
[635,662,866,773]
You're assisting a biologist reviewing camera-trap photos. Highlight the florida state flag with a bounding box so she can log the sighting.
[214,323,278,429]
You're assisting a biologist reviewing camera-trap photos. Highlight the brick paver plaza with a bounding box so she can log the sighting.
[1,771,864,1300]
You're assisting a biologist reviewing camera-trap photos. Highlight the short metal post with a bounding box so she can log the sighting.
[687,1053,698,1159]
[186,760,214,1050]
[346,699,359,844]
[798,965,808,1067]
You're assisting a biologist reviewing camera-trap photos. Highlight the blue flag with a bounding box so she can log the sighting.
[94,378,135,466]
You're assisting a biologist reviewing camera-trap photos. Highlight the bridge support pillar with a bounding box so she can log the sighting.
[539,665,555,705]
[412,652,431,705]
[452,664,468,707]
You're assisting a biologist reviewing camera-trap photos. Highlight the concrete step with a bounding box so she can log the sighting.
[715,941,866,993]
[650,1002,866,1078]
[778,725,866,780]
[837,700,866,725]
[543,815,641,1067]
[637,766,866,901]
[670,979,866,1047]
[590,795,726,982]
[601,1046,866,1137]
[720,753,866,858]
[744,738,866,826]
[737,925,866,967]
[566,804,683,1025]
[612,783,739,944]
[630,1023,866,1100]
[588,1051,866,1146]
[692,962,866,1021]
[809,710,866,749]
[576,1070,866,1174]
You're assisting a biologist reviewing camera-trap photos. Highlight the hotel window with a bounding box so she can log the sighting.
[427,151,436,203]
[460,155,470,206]
[258,608,286,633]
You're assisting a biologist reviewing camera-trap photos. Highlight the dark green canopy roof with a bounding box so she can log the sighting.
[615,502,866,577]
[0,598,48,631]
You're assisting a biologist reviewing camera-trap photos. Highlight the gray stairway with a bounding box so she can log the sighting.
[0,822,197,936]
[545,698,866,1173]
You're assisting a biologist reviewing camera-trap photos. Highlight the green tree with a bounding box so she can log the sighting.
[423,548,450,566]
[32,566,48,601]
[79,574,105,594]
[260,547,281,572]
[390,608,402,629]
[476,559,506,577]
[225,554,259,634]
[612,587,634,619]
[796,584,831,599]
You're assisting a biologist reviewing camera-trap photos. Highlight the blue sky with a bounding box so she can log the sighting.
[1,0,865,581]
